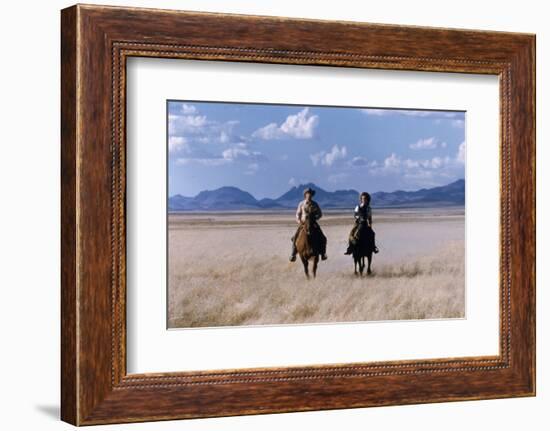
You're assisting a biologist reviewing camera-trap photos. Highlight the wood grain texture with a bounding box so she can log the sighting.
[60,5,78,425]
[60,4,536,425]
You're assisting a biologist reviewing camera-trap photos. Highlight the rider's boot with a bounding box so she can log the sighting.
[321,245,328,260]
[289,242,297,262]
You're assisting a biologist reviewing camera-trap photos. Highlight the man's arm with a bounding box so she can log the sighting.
[354,205,360,220]
[315,202,323,220]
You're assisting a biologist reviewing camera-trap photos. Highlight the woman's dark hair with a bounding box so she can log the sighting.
[360,192,371,203]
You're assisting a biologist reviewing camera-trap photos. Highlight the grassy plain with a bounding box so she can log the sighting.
[167,208,465,328]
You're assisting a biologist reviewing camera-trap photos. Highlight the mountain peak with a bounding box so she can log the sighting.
[199,185,244,193]
[168,179,465,211]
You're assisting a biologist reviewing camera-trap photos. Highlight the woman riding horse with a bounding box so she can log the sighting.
[344,192,379,255]
[342,192,378,276]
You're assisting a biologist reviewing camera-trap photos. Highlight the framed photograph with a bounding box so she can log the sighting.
[61,4,536,425]
[164,100,466,329]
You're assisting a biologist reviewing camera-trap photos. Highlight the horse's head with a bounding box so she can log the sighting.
[303,208,315,236]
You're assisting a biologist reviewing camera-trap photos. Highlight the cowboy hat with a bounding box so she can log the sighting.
[303,187,316,197]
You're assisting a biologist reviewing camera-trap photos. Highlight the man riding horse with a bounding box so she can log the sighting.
[344,192,379,255]
[289,187,328,262]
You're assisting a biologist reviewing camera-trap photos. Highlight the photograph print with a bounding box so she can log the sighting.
[167,101,466,328]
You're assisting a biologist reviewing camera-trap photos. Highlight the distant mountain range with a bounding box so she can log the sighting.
[168,179,465,211]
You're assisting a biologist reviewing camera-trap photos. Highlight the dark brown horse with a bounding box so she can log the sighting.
[350,223,375,276]
[295,212,325,278]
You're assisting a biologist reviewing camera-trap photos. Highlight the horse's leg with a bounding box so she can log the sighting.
[359,256,365,277]
[300,255,309,279]
[312,255,319,278]
[367,252,373,275]
[354,256,358,276]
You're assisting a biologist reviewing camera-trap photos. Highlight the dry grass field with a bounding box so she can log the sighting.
[168,208,465,328]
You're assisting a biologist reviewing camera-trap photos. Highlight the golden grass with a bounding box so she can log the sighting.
[168,211,465,328]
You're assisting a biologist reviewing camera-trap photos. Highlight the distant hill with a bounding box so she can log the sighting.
[168,186,259,211]
[371,179,465,208]
[168,179,465,211]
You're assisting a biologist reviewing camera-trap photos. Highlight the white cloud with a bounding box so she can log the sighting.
[169,114,207,133]
[222,144,264,162]
[180,103,197,114]
[410,137,438,150]
[219,130,230,144]
[403,159,420,169]
[429,156,446,169]
[280,108,319,138]
[451,119,465,129]
[288,177,297,186]
[174,142,266,167]
[371,152,457,178]
[168,136,188,153]
[222,147,246,161]
[253,108,319,140]
[175,157,229,167]
[310,152,322,167]
[253,123,279,140]
[456,141,466,164]
[360,108,387,116]
[324,145,347,166]
[409,137,449,150]
[384,153,401,168]
[310,145,347,167]
[169,103,240,148]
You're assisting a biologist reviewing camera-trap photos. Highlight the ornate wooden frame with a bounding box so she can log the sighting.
[61,4,536,425]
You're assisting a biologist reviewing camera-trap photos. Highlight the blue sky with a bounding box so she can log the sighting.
[168,101,465,199]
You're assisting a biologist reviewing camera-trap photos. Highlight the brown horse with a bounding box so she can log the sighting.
[295,212,325,278]
[350,223,375,276]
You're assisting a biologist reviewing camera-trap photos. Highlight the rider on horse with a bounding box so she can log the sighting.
[344,192,379,255]
[289,187,328,262]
